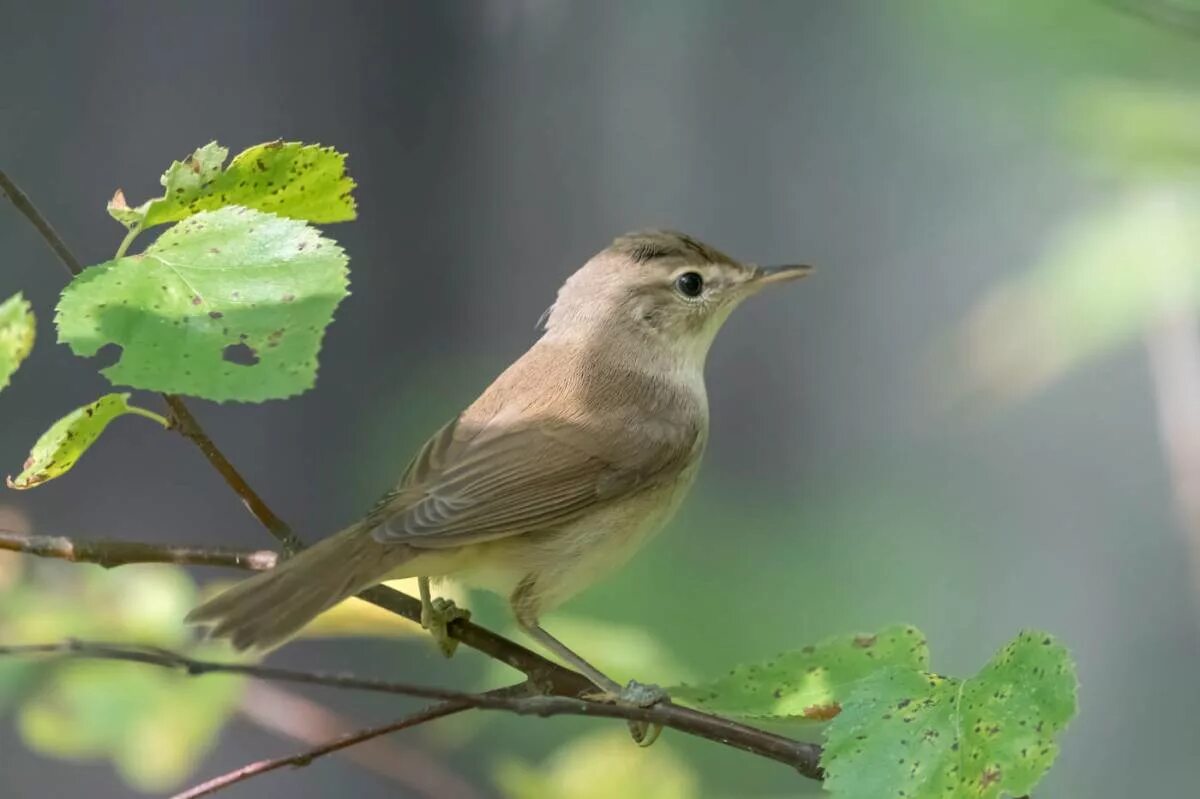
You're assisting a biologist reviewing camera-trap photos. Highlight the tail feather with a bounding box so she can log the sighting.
[186,527,412,651]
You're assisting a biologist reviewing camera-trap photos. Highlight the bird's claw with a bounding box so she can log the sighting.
[420,597,471,658]
[618,679,669,707]
[585,679,668,747]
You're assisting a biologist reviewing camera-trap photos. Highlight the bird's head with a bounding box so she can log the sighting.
[542,230,810,366]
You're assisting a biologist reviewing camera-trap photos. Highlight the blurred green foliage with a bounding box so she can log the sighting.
[923,0,1200,406]
[495,728,699,799]
[944,187,1200,404]
[0,555,246,791]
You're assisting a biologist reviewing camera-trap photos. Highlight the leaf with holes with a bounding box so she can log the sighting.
[57,206,349,402]
[107,140,356,230]
[7,393,164,490]
[821,630,1078,799]
[670,625,929,720]
[0,293,35,392]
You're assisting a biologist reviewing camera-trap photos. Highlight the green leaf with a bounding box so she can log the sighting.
[108,140,356,229]
[6,564,247,790]
[17,647,245,791]
[113,647,245,791]
[19,661,156,759]
[821,630,1078,799]
[7,393,164,490]
[670,625,928,720]
[0,292,35,391]
[57,206,350,402]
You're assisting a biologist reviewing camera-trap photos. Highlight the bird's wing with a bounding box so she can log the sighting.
[369,415,698,548]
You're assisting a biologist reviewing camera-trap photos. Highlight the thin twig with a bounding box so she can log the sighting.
[162,396,303,553]
[173,699,476,799]
[237,682,483,799]
[0,640,825,779]
[0,169,84,275]
[0,529,278,571]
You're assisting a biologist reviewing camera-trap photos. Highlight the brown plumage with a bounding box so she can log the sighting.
[187,230,809,691]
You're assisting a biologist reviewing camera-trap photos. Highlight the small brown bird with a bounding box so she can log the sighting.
[188,230,809,700]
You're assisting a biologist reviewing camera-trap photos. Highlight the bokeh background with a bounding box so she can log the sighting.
[2,1,1199,796]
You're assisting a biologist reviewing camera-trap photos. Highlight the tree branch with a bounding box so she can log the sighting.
[162,396,304,553]
[173,699,478,799]
[0,640,825,780]
[236,681,484,799]
[0,529,278,571]
[0,169,84,276]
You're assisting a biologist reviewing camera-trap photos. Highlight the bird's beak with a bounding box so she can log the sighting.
[751,263,814,286]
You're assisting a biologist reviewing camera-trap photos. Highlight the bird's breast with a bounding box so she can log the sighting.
[453,455,702,612]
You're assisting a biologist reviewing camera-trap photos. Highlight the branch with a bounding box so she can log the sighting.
[0,529,278,571]
[236,681,484,799]
[0,640,825,780]
[174,699,477,799]
[0,169,84,276]
[162,396,304,553]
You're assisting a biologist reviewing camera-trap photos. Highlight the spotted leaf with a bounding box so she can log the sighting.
[57,206,349,402]
[670,625,928,720]
[7,393,164,490]
[821,630,1078,799]
[107,140,356,230]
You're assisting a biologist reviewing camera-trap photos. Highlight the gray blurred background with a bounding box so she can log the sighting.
[2,1,1198,797]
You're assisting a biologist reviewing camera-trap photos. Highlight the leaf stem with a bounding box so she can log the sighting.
[114,225,140,259]
[124,403,170,428]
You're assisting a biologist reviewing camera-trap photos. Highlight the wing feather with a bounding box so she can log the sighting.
[370,414,697,548]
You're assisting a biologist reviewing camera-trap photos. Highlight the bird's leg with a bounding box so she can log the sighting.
[418,576,470,658]
[519,618,667,746]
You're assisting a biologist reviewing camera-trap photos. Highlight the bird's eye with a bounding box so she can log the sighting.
[675,272,704,298]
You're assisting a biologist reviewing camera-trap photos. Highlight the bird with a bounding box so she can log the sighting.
[187,229,810,704]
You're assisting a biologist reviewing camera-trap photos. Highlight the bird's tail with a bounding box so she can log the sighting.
[186,525,413,651]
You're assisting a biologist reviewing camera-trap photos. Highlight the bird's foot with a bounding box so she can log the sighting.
[587,679,668,747]
[618,679,669,708]
[420,596,471,658]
